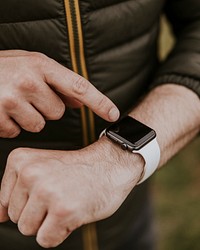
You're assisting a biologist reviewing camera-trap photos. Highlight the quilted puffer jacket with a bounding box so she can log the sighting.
[0,1,200,250]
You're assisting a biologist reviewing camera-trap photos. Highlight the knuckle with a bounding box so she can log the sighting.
[35,120,46,132]
[30,52,47,62]
[18,163,42,186]
[53,206,71,219]
[29,52,48,68]
[53,203,79,223]
[17,77,37,92]
[6,128,21,138]
[35,184,54,200]
[2,95,18,110]
[18,223,33,236]
[49,103,65,120]
[8,209,18,224]
[7,148,29,166]
[28,119,46,133]
[72,76,89,96]
[18,166,34,184]
[0,198,8,208]
[0,126,21,138]
[96,95,109,112]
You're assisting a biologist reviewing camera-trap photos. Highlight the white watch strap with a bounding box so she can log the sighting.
[134,138,160,185]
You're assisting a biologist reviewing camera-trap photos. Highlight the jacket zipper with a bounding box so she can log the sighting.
[64,0,96,145]
[64,1,98,250]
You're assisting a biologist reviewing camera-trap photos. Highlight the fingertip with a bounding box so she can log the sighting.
[108,107,120,122]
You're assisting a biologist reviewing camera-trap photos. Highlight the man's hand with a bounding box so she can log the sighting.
[0,50,119,138]
[0,138,143,248]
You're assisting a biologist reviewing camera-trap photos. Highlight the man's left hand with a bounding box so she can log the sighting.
[0,138,143,248]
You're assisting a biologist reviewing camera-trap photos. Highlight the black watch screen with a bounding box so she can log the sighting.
[105,116,156,151]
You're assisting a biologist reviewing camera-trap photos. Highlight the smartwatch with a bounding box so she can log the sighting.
[100,116,160,184]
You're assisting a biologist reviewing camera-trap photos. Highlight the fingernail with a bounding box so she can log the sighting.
[109,107,120,121]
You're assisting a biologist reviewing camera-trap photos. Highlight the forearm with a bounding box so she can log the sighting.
[129,84,200,167]
[95,83,200,186]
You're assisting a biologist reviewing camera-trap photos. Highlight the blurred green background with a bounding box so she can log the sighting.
[153,138,200,250]
[152,17,200,250]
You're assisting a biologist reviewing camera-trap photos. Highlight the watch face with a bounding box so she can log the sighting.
[106,116,156,151]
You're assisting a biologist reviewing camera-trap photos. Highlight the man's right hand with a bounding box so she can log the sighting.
[0,50,119,138]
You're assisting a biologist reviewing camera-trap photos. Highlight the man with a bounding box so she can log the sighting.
[0,0,199,250]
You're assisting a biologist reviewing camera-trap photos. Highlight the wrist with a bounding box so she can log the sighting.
[99,116,160,184]
[93,136,145,184]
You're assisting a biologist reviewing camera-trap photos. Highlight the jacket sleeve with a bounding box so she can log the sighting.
[152,0,200,97]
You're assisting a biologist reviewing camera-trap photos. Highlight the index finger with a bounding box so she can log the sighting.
[43,60,120,122]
